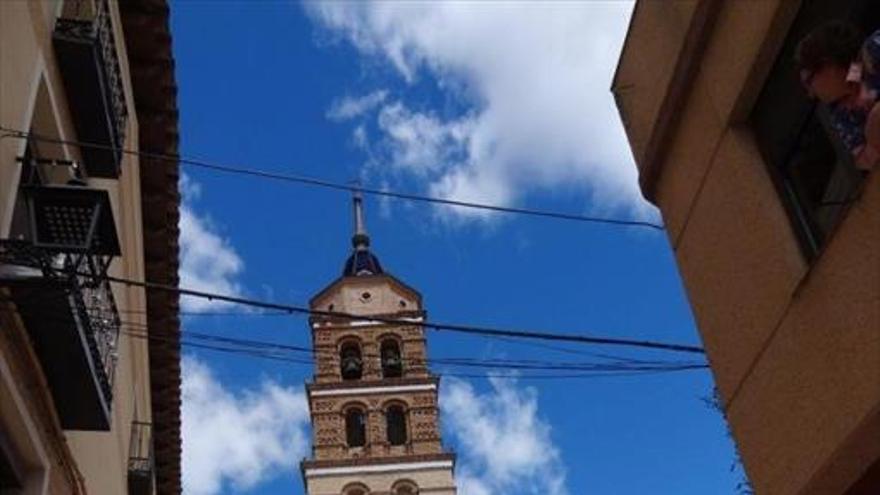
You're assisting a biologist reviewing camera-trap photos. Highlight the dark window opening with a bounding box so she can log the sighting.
[386,405,407,446]
[343,484,368,495]
[381,340,403,378]
[345,408,366,448]
[396,485,417,495]
[751,0,880,259]
[340,342,363,380]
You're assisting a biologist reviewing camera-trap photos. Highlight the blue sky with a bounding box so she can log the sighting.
[169,2,743,494]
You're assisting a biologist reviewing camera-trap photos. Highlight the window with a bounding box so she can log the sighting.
[342,482,370,495]
[380,339,403,378]
[339,341,363,380]
[386,405,407,446]
[345,407,366,447]
[392,480,418,495]
[751,0,880,259]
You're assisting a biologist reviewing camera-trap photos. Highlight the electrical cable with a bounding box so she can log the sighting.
[115,318,706,371]
[81,270,704,354]
[117,307,659,361]
[122,327,707,372]
[0,127,665,230]
[120,328,708,381]
[0,299,707,381]
[17,268,712,356]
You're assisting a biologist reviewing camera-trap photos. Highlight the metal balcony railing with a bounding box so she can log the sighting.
[0,183,121,430]
[54,0,128,178]
[128,421,154,495]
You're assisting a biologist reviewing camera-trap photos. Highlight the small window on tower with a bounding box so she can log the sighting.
[340,342,363,380]
[386,405,407,446]
[342,482,370,495]
[381,339,403,378]
[345,408,366,448]
[392,480,418,495]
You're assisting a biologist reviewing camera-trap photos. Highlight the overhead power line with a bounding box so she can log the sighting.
[82,271,705,355]
[0,127,665,230]
[116,318,706,370]
[119,328,709,381]
[117,307,667,361]
[0,298,707,381]
[116,307,681,362]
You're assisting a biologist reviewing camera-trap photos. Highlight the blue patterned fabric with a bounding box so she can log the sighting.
[826,30,880,155]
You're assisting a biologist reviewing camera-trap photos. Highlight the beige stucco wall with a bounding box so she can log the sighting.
[312,275,422,316]
[616,1,880,494]
[612,0,698,166]
[0,1,153,493]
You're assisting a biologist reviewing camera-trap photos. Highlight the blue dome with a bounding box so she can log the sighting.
[343,250,383,276]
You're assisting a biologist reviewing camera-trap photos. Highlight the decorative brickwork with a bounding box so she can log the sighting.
[301,269,455,494]
[300,200,455,493]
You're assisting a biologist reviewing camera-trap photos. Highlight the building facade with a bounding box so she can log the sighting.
[300,194,456,495]
[614,1,879,494]
[0,0,182,493]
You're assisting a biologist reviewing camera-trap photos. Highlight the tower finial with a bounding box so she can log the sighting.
[343,184,383,276]
[351,186,369,251]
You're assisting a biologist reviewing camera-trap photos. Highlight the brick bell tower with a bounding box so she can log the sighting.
[300,192,457,495]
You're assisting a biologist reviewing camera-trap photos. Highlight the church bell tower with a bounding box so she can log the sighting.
[300,192,457,495]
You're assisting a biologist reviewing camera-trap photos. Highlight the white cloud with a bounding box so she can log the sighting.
[179,173,202,201]
[182,356,311,495]
[441,376,567,495]
[305,1,650,221]
[377,102,474,176]
[178,174,245,312]
[327,89,389,121]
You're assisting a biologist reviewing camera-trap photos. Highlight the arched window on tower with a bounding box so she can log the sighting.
[342,482,370,495]
[392,480,418,495]
[340,341,363,380]
[386,405,407,446]
[380,339,403,378]
[345,407,366,447]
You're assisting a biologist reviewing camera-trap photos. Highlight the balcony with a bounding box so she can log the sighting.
[53,0,128,178]
[0,184,121,430]
[128,421,154,495]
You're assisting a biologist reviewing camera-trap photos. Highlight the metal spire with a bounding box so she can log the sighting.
[351,187,370,251]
